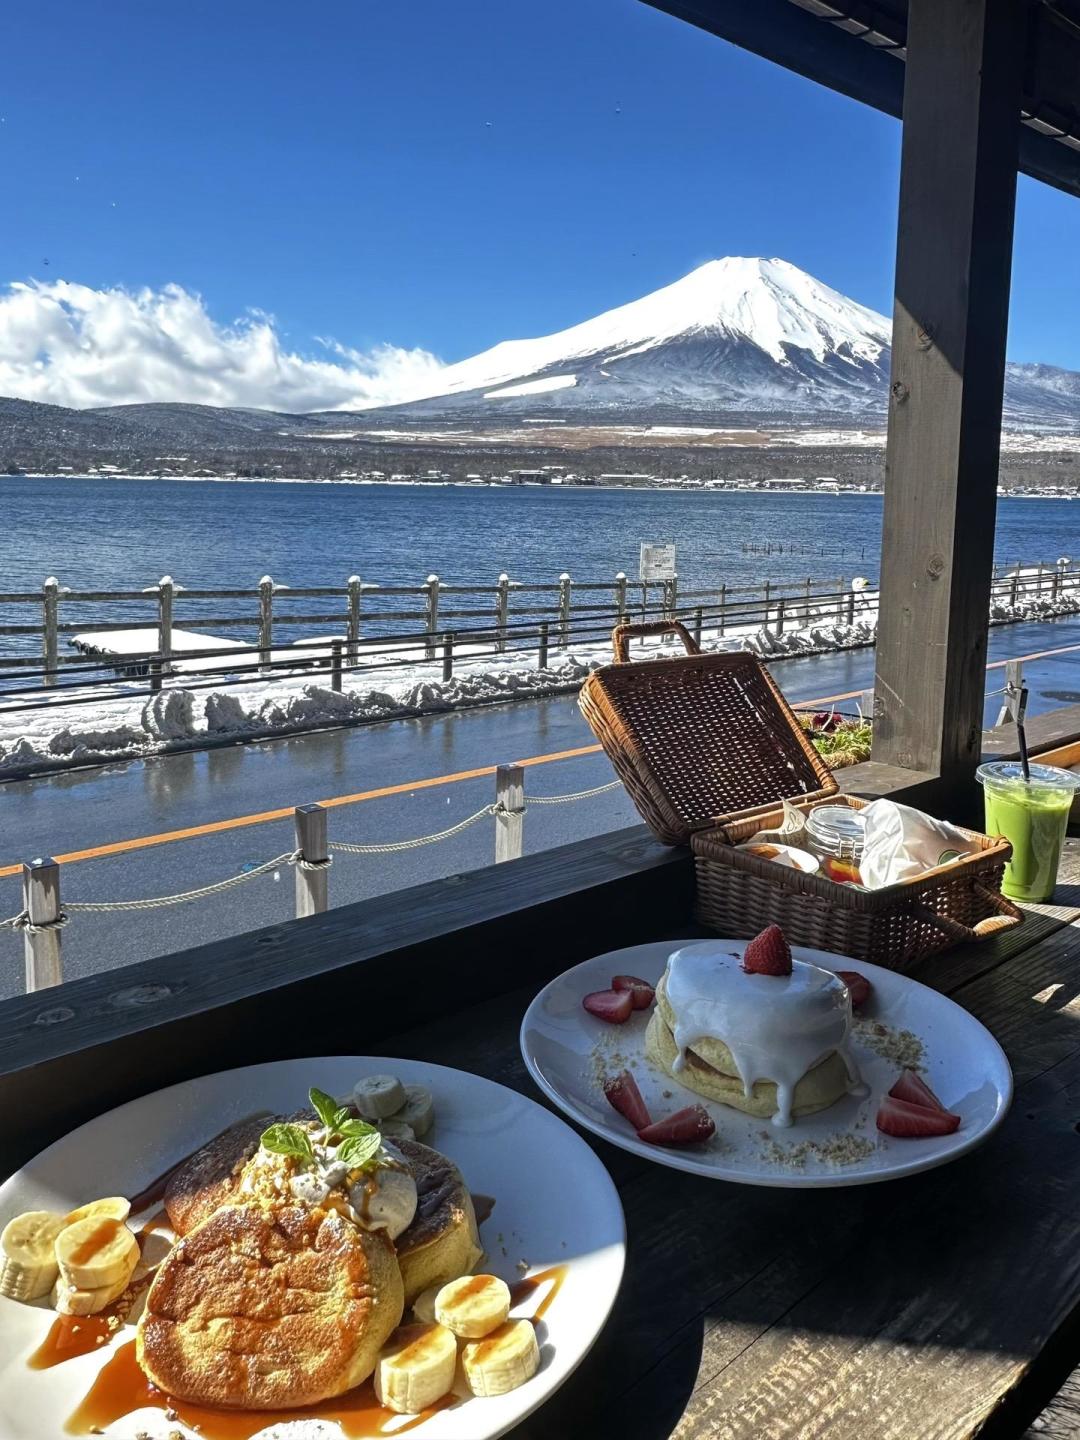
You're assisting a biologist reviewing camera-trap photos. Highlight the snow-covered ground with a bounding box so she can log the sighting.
[1,570,1077,777]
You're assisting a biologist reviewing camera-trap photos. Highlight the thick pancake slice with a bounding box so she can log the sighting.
[138,1201,403,1409]
[646,976,851,1120]
[164,1115,270,1237]
[393,1138,483,1302]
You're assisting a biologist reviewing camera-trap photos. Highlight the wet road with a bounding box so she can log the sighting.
[1,616,1079,999]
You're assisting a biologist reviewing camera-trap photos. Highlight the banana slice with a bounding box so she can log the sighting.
[374,1322,457,1414]
[377,1118,416,1143]
[63,1197,131,1227]
[353,1074,406,1121]
[462,1318,540,1397]
[0,1211,67,1302]
[396,1084,434,1138]
[55,1216,138,1291]
[53,1251,138,1316]
[435,1274,511,1339]
[411,1284,441,1324]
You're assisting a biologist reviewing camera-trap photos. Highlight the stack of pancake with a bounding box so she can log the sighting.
[136,1116,482,1411]
[645,971,855,1122]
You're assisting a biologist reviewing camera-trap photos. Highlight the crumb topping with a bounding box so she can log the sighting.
[852,1017,925,1070]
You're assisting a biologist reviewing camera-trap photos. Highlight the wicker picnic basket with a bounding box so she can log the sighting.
[578,620,1022,970]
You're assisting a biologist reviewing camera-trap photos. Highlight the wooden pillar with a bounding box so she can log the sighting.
[872,0,1023,792]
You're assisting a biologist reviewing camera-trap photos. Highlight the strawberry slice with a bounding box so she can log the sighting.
[742,924,792,977]
[888,1068,948,1113]
[837,969,872,1009]
[875,1094,960,1138]
[582,988,633,1024]
[603,1070,652,1130]
[611,974,655,1010]
[637,1104,716,1147]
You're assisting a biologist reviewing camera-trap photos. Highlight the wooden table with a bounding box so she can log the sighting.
[373,840,1080,1440]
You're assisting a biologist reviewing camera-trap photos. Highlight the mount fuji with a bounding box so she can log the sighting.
[372,256,1080,431]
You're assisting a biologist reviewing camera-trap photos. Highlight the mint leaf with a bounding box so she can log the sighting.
[337,1117,378,1140]
[332,1105,354,1131]
[309,1087,341,1132]
[337,1127,382,1170]
[261,1122,314,1162]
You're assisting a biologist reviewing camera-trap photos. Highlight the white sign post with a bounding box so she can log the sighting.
[639,542,676,583]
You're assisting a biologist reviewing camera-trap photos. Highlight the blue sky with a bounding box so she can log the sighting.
[3,0,1080,380]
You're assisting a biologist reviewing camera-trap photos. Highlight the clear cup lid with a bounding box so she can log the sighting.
[976,760,1080,791]
[806,805,867,841]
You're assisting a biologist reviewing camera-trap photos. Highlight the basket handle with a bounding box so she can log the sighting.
[612,620,701,664]
[904,885,1023,944]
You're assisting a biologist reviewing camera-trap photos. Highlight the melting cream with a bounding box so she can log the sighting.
[664,941,865,1127]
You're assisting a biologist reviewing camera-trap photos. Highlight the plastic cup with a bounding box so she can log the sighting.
[976,760,1080,902]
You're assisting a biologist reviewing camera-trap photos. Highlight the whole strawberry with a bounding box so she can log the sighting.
[741,924,792,977]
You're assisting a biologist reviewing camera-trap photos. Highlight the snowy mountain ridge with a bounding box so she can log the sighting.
[376,256,1080,431]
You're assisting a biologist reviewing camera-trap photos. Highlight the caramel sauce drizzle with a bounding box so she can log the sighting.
[65,1340,450,1439]
[66,1218,122,1266]
[509,1264,568,1324]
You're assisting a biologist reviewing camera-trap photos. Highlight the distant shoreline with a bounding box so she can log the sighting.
[8,473,1076,499]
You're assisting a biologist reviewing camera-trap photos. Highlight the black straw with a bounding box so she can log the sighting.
[1017,684,1031,781]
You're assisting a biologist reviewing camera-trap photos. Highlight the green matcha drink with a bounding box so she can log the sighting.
[976,761,1080,902]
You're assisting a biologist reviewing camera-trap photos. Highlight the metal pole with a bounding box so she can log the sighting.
[346,575,362,664]
[442,632,454,682]
[330,640,343,693]
[763,580,771,629]
[804,576,812,623]
[776,597,785,635]
[294,804,329,917]
[496,573,510,654]
[42,577,59,689]
[558,573,572,648]
[693,606,703,647]
[670,572,679,619]
[158,575,174,678]
[538,621,550,670]
[836,576,845,623]
[259,575,274,674]
[22,857,62,991]
[424,574,440,661]
[846,589,856,626]
[719,583,727,637]
[149,655,163,693]
[494,764,525,863]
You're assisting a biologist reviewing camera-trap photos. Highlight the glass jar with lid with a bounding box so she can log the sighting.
[804,804,866,882]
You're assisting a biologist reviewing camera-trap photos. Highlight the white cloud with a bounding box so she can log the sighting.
[0,278,448,412]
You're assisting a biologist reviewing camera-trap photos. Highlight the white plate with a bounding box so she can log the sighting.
[521,940,1013,1188]
[0,1057,625,1439]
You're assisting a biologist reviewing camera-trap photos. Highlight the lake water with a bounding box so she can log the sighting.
[4,476,1079,595]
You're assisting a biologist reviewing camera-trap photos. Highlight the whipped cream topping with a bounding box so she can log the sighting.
[246,1134,418,1240]
[664,941,864,1127]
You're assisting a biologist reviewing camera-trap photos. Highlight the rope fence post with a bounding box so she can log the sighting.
[330,640,343,693]
[763,580,771,629]
[22,856,63,991]
[693,606,703,648]
[719,583,727,637]
[346,575,362,665]
[836,575,845,622]
[537,621,550,671]
[42,576,59,689]
[496,573,510,654]
[1009,570,1019,607]
[442,632,455,682]
[494,764,525,863]
[294,804,329,917]
[558,573,572,649]
[424,574,440,661]
[776,597,785,635]
[259,575,274,674]
[149,656,163,693]
[846,587,856,626]
[995,659,1024,727]
[804,576,812,624]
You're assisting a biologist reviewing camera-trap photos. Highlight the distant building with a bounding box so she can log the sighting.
[511,470,551,484]
[761,477,807,489]
[598,473,653,487]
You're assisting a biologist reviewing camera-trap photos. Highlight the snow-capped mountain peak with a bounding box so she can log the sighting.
[432,257,891,399]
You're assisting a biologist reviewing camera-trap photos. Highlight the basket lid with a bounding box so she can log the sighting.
[579,623,838,845]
